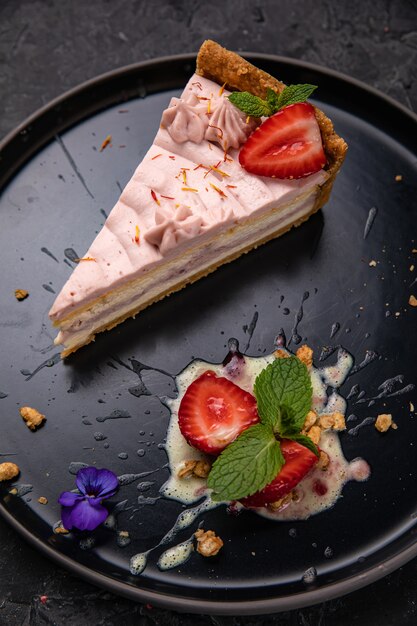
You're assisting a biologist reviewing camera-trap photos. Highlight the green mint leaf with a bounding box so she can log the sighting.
[228,92,272,118]
[285,434,320,458]
[276,83,318,110]
[266,87,280,111]
[207,423,284,501]
[254,356,312,433]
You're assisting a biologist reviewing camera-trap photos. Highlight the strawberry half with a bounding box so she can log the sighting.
[240,439,318,508]
[239,102,326,179]
[178,370,259,455]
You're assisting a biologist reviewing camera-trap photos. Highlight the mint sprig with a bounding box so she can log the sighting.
[208,356,318,502]
[228,83,317,118]
[207,423,284,502]
[254,356,312,433]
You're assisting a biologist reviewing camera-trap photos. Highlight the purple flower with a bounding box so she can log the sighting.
[58,467,119,532]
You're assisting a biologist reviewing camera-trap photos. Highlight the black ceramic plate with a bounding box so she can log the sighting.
[0,54,416,616]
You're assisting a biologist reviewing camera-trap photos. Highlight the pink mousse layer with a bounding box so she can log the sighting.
[50,74,328,322]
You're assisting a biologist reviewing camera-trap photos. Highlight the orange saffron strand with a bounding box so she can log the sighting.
[100,135,112,152]
[218,82,226,96]
[134,225,140,244]
[151,153,162,160]
[192,81,203,90]
[181,187,198,193]
[207,99,211,114]
[161,195,175,200]
[75,257,96,262]
[226,185,237,189]
[208,124,223,139]
[151,189,161,206]
[209,183,227,198]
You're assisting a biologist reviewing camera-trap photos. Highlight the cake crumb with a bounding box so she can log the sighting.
[0,462,20,481]
[317,450,330,471]
[273,349,289,359]
[20,406,46,430]
[296,345,313,368]
[410,265,415,272]
[119,530,130,538]
[395,174,403,181]
[38,496,48,505]
[268,492,294,511]
[410,402,415,412]
[195,529,223,557]
[307,425,321,445]
[332,412,346,431]
[303,410,318,431]
[54,525,69,535]
[409,295,417,307]
[15,289,29,301]
[369,260,377,267]
[318,414,335,430]
[375,413,393,432]
[178,459,210,479]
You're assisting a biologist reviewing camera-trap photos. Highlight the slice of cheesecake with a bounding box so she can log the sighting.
[49,40,347,357]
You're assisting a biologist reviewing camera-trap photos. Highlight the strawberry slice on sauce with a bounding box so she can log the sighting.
[240,439,318,508]
[239,102,326,179]
[178,370,259,455]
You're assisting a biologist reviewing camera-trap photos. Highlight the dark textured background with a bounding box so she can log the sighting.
[1,0,417,624]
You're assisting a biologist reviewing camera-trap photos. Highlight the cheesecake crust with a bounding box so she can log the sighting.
[196,40,347,211]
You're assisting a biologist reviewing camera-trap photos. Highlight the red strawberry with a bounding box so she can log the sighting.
[240,439,318,508]
[239,102,326,179]
[178,370,259,455]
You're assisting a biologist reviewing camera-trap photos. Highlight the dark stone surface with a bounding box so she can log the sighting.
[1,0,417,624]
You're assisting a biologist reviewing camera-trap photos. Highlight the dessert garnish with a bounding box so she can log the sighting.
[194,528,223,557]
[228,83,318,118]
[228,84,326,179]
[19,406,46,431]
[178,371,259,455]
[58,466,119,532]
[0,462,20,482]
[204,356,319,502]
[15,289,29,301]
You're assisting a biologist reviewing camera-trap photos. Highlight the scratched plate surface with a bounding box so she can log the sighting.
[0,55,417,614]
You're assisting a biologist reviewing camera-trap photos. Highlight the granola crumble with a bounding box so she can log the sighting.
[15,289,29,301]
[195,529,223,557]
[273,349,289,359]
[20,406,46,430]
[0,462,20,481]
[178,459,210,479]
[375,413,394,432]
[296,345,313,368]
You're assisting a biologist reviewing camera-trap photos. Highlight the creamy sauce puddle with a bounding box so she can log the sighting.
[129,343,370,574]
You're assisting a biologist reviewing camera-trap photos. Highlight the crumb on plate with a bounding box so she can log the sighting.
[15,289,29,301]
[195,529,223,557]
[0,462,20,482]
[375,413,395,432]
[20,406,46,430]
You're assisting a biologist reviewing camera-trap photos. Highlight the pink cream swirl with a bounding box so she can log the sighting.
[144,204,207,255]
[161,91,259,149]
[160,94,208,144]
[205,97,259,149]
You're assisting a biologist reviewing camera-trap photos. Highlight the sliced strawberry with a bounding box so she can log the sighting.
[178,370,259,455]
[239,102,326,179]
[240,439,318,508]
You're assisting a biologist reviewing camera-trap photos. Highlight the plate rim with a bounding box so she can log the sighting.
[1,51,417,615]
